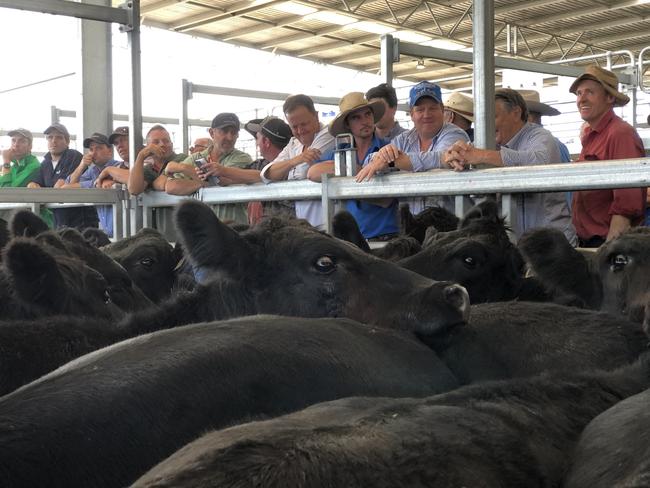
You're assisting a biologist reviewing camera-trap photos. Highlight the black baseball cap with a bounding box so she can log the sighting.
[244,116,292,148]
[211,113,240,130]
[108,126,129,144]
[44,123,70,139]
[83,132,111,149]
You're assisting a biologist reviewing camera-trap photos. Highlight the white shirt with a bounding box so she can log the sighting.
[260,124,335,229]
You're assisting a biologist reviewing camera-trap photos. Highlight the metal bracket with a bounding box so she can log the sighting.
[119,1,135,32]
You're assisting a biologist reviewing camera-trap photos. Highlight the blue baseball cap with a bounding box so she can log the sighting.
[409,81,442,107]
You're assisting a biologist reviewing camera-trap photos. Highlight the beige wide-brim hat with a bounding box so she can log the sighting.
[444,91,474,122]
[329,92,385,136]
[569,65,630,107]
[518,89,561,116]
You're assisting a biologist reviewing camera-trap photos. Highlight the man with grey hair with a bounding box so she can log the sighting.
[444,88,576,244]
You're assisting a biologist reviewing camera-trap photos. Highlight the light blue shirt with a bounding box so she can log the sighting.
[499,123,576,244]
[66,159,121,237]
[383,122,470,215]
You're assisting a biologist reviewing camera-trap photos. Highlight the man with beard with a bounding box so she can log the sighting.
[165,113,254,225]
[308,92,398,240]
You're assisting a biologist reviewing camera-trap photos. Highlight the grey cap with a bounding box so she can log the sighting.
[44,123,70,139]
[7,128,33,143]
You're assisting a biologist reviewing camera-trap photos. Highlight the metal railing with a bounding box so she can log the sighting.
[1,158,648,239]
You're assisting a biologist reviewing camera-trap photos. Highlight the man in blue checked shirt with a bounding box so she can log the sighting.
[307,92,399,240]
[63,132,122,237]
[356,81,470,215]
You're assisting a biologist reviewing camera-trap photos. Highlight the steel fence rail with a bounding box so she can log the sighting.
[0,158,648,239]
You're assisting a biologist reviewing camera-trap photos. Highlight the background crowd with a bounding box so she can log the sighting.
[2,64,647,247]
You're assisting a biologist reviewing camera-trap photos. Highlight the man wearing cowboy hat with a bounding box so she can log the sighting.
[356,81,470,215]
[570,65,646,247]
[444,92,474,142]
[444,89,576,244]
[308,92,398,240]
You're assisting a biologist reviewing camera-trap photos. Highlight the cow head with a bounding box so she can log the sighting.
[175,200,470,335]
[400,217,525,303]
[103,228,183,304]
[3,238,121,319]
[595,228,650,319]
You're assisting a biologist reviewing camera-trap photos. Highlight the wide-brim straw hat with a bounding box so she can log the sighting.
[569,65,630,107]
[518,89,561,116]
[329,92,385,136]
[444,91,474,122]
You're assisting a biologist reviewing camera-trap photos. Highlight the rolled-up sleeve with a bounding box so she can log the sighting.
[260,144,291,184]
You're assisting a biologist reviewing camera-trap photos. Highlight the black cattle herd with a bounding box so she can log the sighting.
[0,199,648,487]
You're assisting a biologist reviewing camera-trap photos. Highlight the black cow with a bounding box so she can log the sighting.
[0,237,121,321]
[563,387,650,487]
[165,200,469,335]
[0,316,459,488]
[132,355,650,488]
[102,228,187,303]
[332,210,422,261]
[519,227,650,322]
[0,218,8,257]
[7,210,153,314]
[0,199,469,395]
[401,204,459,243]
[82,227,112,247]
[400,215,525,303]
[418,301,648,384]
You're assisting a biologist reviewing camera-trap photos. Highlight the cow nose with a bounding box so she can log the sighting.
[443,284,470,322]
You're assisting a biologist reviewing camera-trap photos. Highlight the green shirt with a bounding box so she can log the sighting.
[177,147,253,225]
[0,154,40,187]
[0,154,53,228]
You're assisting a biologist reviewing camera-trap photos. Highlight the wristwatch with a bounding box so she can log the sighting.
[2,163,10,169]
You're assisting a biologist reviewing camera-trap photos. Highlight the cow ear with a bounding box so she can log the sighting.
[4,238,66,308]
[332,210,370,252]
[10,209,49,238]
[175,200,252,274]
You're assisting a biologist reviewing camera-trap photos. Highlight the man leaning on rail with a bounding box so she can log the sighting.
[569,65,646,247]
[0,128,54,227]
[27,123,99,231]
[356,81,470,216]
[260,94,335,230]
[307,91,399,241]
[443,88,576,245]
[63,132,121,237]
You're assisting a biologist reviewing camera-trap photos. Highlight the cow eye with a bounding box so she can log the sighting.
[139,257,154,267]
[463,256,476,268]
[610,254,629,271]
[314,255,336,273]
[103,289,111,304]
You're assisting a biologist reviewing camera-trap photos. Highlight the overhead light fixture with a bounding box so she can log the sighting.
[416,59,425,70]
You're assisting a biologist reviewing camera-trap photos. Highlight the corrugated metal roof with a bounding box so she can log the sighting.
[136,0,650,89]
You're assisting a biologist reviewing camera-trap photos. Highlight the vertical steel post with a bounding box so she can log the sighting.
[473,0,496,151]
[321,174,335,235]
[380,34,397,85]
[122,0,144,233]
[180,79,191,155]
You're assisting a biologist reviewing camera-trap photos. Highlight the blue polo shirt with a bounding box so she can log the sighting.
[321,133,398,239]
[66,159,121,237]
